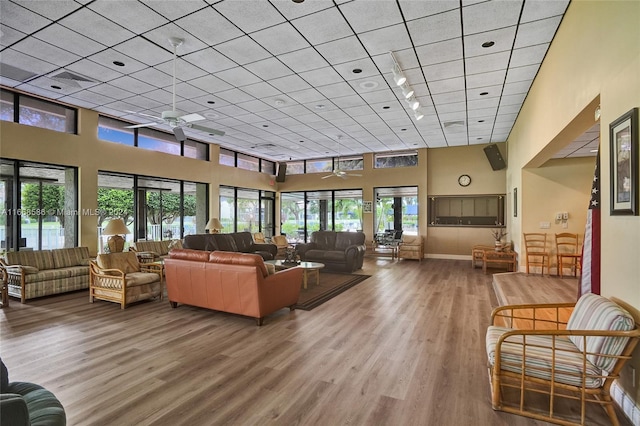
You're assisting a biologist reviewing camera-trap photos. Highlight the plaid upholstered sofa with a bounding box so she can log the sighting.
[0,247,92,303]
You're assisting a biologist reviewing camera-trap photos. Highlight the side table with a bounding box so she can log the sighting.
[483,250,517,274]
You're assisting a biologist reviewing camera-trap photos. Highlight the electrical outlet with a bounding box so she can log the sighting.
[555,213,562,221]
[562,212,569,220]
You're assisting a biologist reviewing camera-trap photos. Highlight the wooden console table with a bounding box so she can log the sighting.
[472,245,517,274]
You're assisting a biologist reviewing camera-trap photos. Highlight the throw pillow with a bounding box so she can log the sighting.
[1,358,9,393]
[265,263,276,275]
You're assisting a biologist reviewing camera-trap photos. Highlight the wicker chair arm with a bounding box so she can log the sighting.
[140,263,162,274]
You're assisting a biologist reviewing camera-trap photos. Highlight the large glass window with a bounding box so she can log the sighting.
[338,156,364,171]
[334,190,363,232]
[219,148,235,166]
[260,191,275,238]
[18,95,76,134]
[374,151,418,168]
[1,160,77,251]
[237,188,260,233]
[286,161,304,174]
[0,90,14,122]
[374,187,418,236]
[237,153,260,172]
[280,192,305,242]
[98,115,134,146]
[306,191,333,234]
[97,173,134,252]
[306,158,332,174]
[219,186,235,233]
[184,140,208,160]
[261,160,275,175]
[138,128,181,155]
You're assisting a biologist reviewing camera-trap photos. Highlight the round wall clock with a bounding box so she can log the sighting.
[458,174,471,187]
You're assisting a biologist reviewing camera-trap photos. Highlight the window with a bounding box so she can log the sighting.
[237,153,259,171]
[374,151,418,168]
[338,156,363,171]
[0,90,77,133]
[428,195,505,227]
[219,148,235,166]
[98,116,134,146]
[287,161,305,174]
[138,128,181,155]
[219,186,235,233]
[184,140,208,160]
[375,187,418,236]
[261,159,275,175]
[306,158,332,173]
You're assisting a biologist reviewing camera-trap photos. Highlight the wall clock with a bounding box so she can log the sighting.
[458,174,471,187]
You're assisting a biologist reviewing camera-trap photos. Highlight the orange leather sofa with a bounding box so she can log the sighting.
[164,249,303,325]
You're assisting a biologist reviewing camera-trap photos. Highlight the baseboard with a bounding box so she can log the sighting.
[426,254,471,261]
[612,381,640,425]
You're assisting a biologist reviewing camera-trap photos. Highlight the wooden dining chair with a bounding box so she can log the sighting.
[523,233,550,275]
[555,232,581,278]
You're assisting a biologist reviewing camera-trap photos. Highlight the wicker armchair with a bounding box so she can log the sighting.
[397,235,424,261]
[89,252,162,309]
[486,293,640,425]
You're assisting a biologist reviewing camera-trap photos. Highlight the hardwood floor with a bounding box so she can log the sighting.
[0,258,629,425]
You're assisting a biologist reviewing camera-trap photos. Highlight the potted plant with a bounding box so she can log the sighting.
[490,228,508,251]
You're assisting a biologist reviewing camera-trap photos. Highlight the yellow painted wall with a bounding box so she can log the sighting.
[507,0,640,400]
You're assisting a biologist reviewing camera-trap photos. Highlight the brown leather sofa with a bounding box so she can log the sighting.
[164,249,303,325]
[182,232,277,260]
[295,231,366,273]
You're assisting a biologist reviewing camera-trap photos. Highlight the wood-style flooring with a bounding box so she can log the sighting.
[0,258,630,425]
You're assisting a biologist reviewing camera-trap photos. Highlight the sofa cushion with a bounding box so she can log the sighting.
[212,234,238,252]
[486,325,603,388]
[566,293,635,372]
[169,248,211,262]
[126,271,160,287]
[209,251,268,278]
[96,252,140,274]
[311,231,337,250]
[231,232,254,252]
[51,247,91,269]
[305,249,345,262]
[335,232,365,250]
[24,269,75,284]
[5,250,55,271]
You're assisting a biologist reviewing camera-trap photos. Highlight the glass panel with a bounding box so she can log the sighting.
[338,156,363,171]
[184,140,208,160]
[306,158,332,173]
[19,164,70,250]
[237,153,259,171]
[260,191,275,238]
[374,186,418,236]
[1,90,14,122]
[374,151,418,168]
[237,188,259,233]
[307,190,333,233]
[97,173,134,253]
[262,159,275,175]
[138,128,181,155]
[0,160,14,252]
[219,148,235,166]
[18,95,76,133]
[137,177,181,241]
[280,192,305,243]
[334,190,363,232]
[286,161,304,174]
[219,186,235,233]
[98,115,134,146]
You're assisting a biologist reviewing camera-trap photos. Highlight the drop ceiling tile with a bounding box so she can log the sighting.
[500,93,527,106]
[189,74,234,94]
[143,24,208,55]
[138,89,173,108]
[521,0,569,23]
[216,88,256,104]
[466,71,506,90]
[252,23,311,55]
[360,89,397,105]
[1,48,59,75]
[89,1,168,34]
[171,82,208,100]
[121,94,165,110]
[0,2,52,33]
[35,24,105,57]
[464,26,517,58]
[497,103,522,115]
[333,58,379,81]
[215,67,262,87]
[109,75,157,94]
[235,99,273,114]
[244,57,294,81]
[343,105,375,117]
[16,82,68,100]
[59,8,134,46]
[502,80,533,96]
[437,101,466,114]
[428,77,465,95]
[316,36,370,66]
[139,0,208,21]
[291,7,352,45]
[468,96,500,110]
[217,104,251,118]
[277,48,329,74]
[0,25,26,48]
[408,9,461,46]
[432,90,466,105]
[239,82,281,99]
[298,67,344,87]
[85,49,147,75]
[256,109,289,121]
[88,83,134,101]
[182,48,237,74]
[415,39,463,67]
[339,1,403,33]
[317,109,350,121]
[462,0,523,35]
[128,67,172,89]
[349,75,387,94]
[157,59,209,82]
[66,88,117,105]
[175,8,243,47]
[213,1,285,33]
[175,99,206,113]
[215,36,272,66]
[58,94,102,109]
[514,16,563,49]
[468,107,497,119]
[114,38,173,66]
[505,64,540,83]
[287,88,326,104]
[101,99,144,114]
[423,59,464,81]
[508,43,549,68]
[359,24,413,57]
[13,37,82,68]
[269,74,312,93]
[465,51,510,75]
[316,82,358,99]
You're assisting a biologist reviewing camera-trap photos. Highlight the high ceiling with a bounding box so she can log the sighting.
[2,0,595,162]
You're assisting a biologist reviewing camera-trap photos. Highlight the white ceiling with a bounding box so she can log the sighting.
[1,0,595,161]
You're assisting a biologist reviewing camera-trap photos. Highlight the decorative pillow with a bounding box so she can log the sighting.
[265,263,276,275]
[168,239,183,250]
[7,265,39,274]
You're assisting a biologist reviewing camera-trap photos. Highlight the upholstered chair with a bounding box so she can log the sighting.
[398,235,424,261]
[89,251,162,309]
[271,235,289,259]
[252,232,266,244]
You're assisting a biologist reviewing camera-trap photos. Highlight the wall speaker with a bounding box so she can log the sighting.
[483,144,506,171]
[275,162,287,182]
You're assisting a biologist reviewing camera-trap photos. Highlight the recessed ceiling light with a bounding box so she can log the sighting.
[401,128,407,131]
[315,104,325,109]
[482,41,495,48]
[477,137,483,140]
[262,124,269,127]
[292,0,304,3]
[478,119,485,123]
[113,61,125,67]
[274,99,285,106]
[50,85,62,90]
[207,100,216,104]
[480,92,489,96]
[352,68,362,74]
[383,106,390,110]
[204,112,219,119]
[299,140,304,143]
[359,81,379,90]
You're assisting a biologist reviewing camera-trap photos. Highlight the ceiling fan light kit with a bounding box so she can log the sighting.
[123,37,225,142]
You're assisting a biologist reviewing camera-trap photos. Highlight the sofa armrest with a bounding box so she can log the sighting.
[260,267,304,312]
[251,243,277,256]
[294,242,316,259]
[0,393,29,425]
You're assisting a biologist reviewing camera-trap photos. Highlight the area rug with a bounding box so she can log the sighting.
[293,272,371,311]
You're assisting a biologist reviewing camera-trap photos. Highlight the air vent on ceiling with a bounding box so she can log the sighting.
[51,70,97,88]
[0,63,38,82]
[443,120,465,128]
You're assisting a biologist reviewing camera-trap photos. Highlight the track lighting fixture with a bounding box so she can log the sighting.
[414,109,424,120]
[407,96,419,110]
[389,51,406,86]
[401,83,414,99]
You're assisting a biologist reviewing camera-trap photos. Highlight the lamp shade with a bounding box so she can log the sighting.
[102,219,130,236]
[205,218,223,232]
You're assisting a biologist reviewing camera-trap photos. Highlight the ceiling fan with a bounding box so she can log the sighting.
[124,37,225,142]
[321,136,362,179]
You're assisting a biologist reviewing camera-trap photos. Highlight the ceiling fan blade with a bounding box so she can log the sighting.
[190,123,225,136]
[179,113,205,123]
[173,127,186,142]
[124,110,162,120]
[124,122,159,129]
[321,174,335,179]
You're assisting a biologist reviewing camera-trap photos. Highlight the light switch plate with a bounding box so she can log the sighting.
[540,221,551,229]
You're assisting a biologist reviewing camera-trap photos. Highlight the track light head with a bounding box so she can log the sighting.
[407,97,419,110]
[401,84,414,99]
[414,110,424,120]
[392,68,406,86]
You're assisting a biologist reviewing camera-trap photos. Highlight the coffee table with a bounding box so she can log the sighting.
[265,260,325,289]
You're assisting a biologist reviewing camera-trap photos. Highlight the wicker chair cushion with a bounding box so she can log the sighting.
[125,272,160,287]
[486,325,603,388]
[96,252,140,274]
[566,293,634,372]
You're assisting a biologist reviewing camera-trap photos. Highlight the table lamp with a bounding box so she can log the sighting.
[102,218,130,252]
[205,218,222,234]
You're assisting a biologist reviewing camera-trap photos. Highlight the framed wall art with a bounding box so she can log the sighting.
[609,107,638,215]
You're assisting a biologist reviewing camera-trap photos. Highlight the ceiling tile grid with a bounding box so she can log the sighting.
[0,0,585,161]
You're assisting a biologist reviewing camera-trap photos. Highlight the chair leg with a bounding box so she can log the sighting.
[490,368,502,410]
